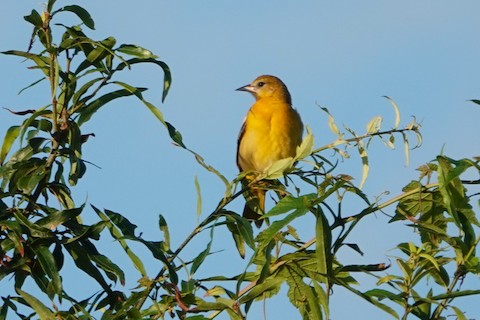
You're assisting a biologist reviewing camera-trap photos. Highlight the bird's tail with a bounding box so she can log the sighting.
[243,187,265,228]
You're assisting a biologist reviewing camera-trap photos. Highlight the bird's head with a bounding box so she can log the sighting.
[236,75,292,105]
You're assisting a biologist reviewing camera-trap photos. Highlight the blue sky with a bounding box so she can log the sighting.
[2,1,480,319]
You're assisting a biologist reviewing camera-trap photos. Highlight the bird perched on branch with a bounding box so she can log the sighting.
[236,75,303,227]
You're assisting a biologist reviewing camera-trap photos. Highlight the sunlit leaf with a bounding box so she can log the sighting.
[401,132,410,166]
[38,209,80,232]
[13,211,51,238]
[358,142,368,189]
[17,289,56,320]
[117,44,158,59]
[238,277,285,304]
[366,116,382,134]
[295,127,314,160]
[264,157,294,179]
[320,107,340,135]
[0,126,21,165]
[451,306,468,320]
[383,96,401,129]
[158,214,170,251]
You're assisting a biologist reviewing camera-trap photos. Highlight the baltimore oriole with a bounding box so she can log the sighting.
[236,75,303,226]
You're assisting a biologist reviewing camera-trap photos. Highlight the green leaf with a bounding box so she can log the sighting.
[158,214,170,251]
[136,238,177,284]
[2,50,50,76]
[86,37,116,63]
[429,289,480,301]
[437,156,469,230]
[13,211,51,238]
[117,44,158,59]
[78,87,147,126]
[47,182,75,209]
[104,209,138,237]
[24,10,43,27]
[90,254,125,286]
[64,240,112,293]
[238,277,285,304]
[115,58,171,102]
[257,196,313,252]
[451,306,468,320]
[315,207,331,282]
[92,206,147,277]
[17,289,56,320]
[364,289,403,302]
[37,205,84,229]
[32,245,62,297]
[71,77,104,107]
[166,121,185,148]
[53,5,95,30]
[0,126,21,165]
[224,211,255,259]
[191,227,214,275]
[264,193,316,218]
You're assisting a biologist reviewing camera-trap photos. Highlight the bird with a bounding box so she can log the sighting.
[236,75,303,227]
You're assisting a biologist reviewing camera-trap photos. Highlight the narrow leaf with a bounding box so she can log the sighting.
[115,58,171,102]
[358,142,368,189]
[315,207,330,282]
[384,96,401,129]
[53,5,95,29]
[117,44,158,59]
[0,126,21,165]
[194,176,202,220]
[17,289,56,320]
[320,107,340,135]
[2,50,50,76]
[78,87,147,126]
[191,227,215,275]
[32,245,62,296]
[159,214,170,251]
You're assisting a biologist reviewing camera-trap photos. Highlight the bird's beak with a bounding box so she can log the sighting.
[236,84,255,93]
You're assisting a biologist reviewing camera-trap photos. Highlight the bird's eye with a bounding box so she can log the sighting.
[257,81,265,87]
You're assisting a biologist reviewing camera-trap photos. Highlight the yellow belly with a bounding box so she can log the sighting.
[238,100,303,172]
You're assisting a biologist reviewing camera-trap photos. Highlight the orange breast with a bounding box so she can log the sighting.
[238,99,303,172]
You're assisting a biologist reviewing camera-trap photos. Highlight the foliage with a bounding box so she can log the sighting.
[1,2,479,320]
